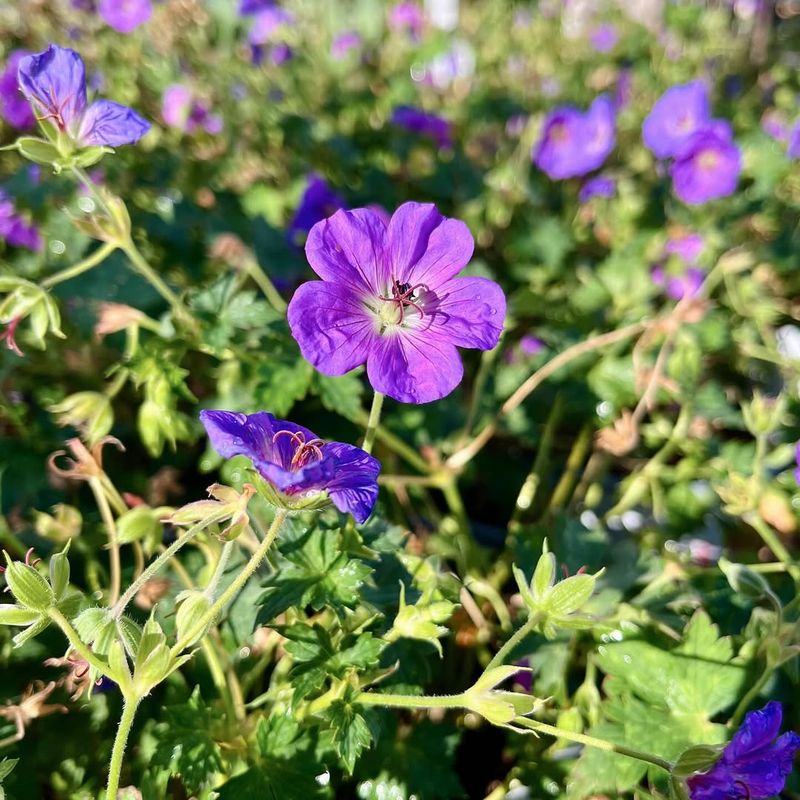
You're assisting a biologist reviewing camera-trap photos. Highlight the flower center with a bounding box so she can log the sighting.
[698,149,719,171]
[377,278,426,329]
[272,430,325,469]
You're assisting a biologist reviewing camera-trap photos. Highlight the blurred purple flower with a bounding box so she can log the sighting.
[614,67,633,110]
[391,106,452,148]
[651,264,704,300]
[642,81,710,159]
[239,0,273,14]
[287,174,346,247]
[18,45,149,147]
[161,84,222,135]
[506,114,527,138]
[389,2,424,38]
[97,0,153,33]
[665,232,703,264]
[248,6,295,45]
[579,175,616,202]
[761,110,788,143]
[670,125,741,204]
[533,96,615,180]
[0,51,36,129]
[519,335,544,356]
[287,202,506,404]
[269,43,293,65]
[0,190,42,251]
[200,410,380,523]
[687,702,800,800]
[589,23,618,52]
[788,121,800,159]
[795,441,800,484]
[331,31,362,59]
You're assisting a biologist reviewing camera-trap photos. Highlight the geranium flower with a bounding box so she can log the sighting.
[579,175,616,202]
[642,81,711,158]
[0,51,36,129]
[287,174,346,247]
[391,106,452,148]
[287,202,506,404]
[389,2,424,39]
[18,45,149,148]
[687,702,800,799]
[788,121,800,159]
[199,410,380,523]
[589,23,618,52]
[670,124,741,204]
[0,190,42,251]
[533,96,615,180]
[97,0,153,33]
[161,85,222,135]
[331,31,362,59]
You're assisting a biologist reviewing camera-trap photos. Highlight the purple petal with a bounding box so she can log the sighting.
[726,702,783,761]
[425,276,505,349]
[287,281,377,376]
[642,80,710,159]
[670,129,741,205]
[386,202,474,291]
[366,331,464,404]
[305,208,390,295]
[98,0,153,33]
[17,45,87,132]
[77,99,150,146]
[161,84,192,129]
[0,51,36,129]
[787,122,800,159]
[322,442,381,523]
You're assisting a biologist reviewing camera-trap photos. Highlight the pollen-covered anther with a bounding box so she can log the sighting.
[272,429,326,468]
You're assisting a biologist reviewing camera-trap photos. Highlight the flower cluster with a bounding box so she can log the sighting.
[391,106,453,149]
[643,81,742,204]
[651,232,705,300]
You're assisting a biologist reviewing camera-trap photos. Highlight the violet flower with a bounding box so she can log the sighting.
[533,96,615,180]
[331,31,362,60]
[97,0,153,33]
[642,81,711,159]
[0,51,36,129]
[589,23,618,52]
[18,45,149,148]
[239,0,273,14]
[161,85,222,135]
[248,6,295,45]
[788,122,800,159]
[199,410,380,523]
[687,702,800,800]
[579,175,616,202]
[287,174,346,247]
[389,2,424,39]
[651,264,704,300]
[287,202,506,405]
[670,125,741,204]
[795,441,800,484]
[761,110,789,143]
[0,190,42,252]
[391,106,452,149]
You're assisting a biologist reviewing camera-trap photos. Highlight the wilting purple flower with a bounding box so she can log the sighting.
[788,122,800,159]
[389,2,424,38]
[665,232,704,264]
[18,45,149,148]
[687,702,800,800]
[642,81,711,159]
[0,51,36,129]
[391,106,452,148]
[534,96,615,180]
[670,125,741,204]
[331,31,362,59]
[651,264,704,300]
[579,175,616,202]
[0,190,42,251]
[287,174,346,247]
[200,410,380,523]
[161,85,222,135]
[97,0,152,33]
[287,202,506,404]
[589,23,618,52]
[248,6,295,45]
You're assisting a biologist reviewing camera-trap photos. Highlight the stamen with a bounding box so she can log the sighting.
[378,279,427,325]
[273,430,326,469]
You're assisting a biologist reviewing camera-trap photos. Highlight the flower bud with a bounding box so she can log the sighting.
[174,591,212,649]
[34,504,82,543]
[718,557,771,600]
[48,542,71,601]
[49,392,113,445]
[3,556,55,611]
[384,582,454,656]
[116,506,164,548]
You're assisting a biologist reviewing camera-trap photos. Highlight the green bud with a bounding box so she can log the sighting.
[3,556,55,611]
[174,591,212,649]
[34,504,82,543]
[72,146,113,169]
[14,137,62,167]
[464,666,542,726]
[12,616,51,648]
[741,392,786,437]
[48,541,71,601]
[138,400,166,457]
[49,392,113,445]
[672,744,724,778]
[718,557,771,600]
[0,604,41,626]
[107,639,132,693]
[548,574,597,616]
[385,582,454,656]
[531,540,556,600]
[134,641,173,695]
[116,506,163,547]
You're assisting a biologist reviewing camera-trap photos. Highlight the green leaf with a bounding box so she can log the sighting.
[255,355,313,417]
[323,700,373,774]
[15,137,61,166]
[312,372,364,421]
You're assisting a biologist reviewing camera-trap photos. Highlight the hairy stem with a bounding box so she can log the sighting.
[242,255,288,314]
[361,391,385,455]
[48,606,113,679]
[485,616,537,671]
[88,477,121,606]
[105,695,141,800]
[41,242,117,288]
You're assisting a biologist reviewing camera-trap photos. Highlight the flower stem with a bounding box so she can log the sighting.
[485,617,537,671]
[513,717,673,772]
[241,255,287,314]
[356,691,469,710]
[353,407,431,473]
[204,540,235,599]
[729,658,773,728]
[361,391,385,455]
[121,242,191,323]
[40,242,117,288]
[88,477,121,606]
[171,509,287,655]
[105,695,141,800]
[48,606,113,679]
[748,515,798,583]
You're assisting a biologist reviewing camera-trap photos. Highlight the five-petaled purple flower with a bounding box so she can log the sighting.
[199,410,380,523]
[687,702,800,800]
[287,174,346,247]
[643,81,711,158]
[533,96,615,180]
[98,0,153,33]
[579,175,616,202]
[287,202,506,404]
[18,45,149,148]
[0,51,36,129]
[0,190,42,252]
[391,106,452,149]
[670,124,741,205]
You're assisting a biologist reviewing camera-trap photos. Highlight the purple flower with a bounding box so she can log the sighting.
[199,410,380,523]
[161,85,222,135]
[97,0,152,33]
[670,125,741,204]
[579,175,616,202]
[0,51,36,129]
[18,45,149,148]
[788,122,800,159]
[651,264,704,300]
[287,202,506,405]
[287,174,346,247]
[795,441,800,484]
[239,0,273,14]
[687,702,800,800]
[0,190,42,251]
[248,6,295,45]
[533,96,616,180]
[331,31,362,60]
[589,23,618,52]
[391,106,452,149]
[520,335,544,356]
[665,232,703,264]
[389,2,424,38]
[642,81,711,159]
[761,110,789,143]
